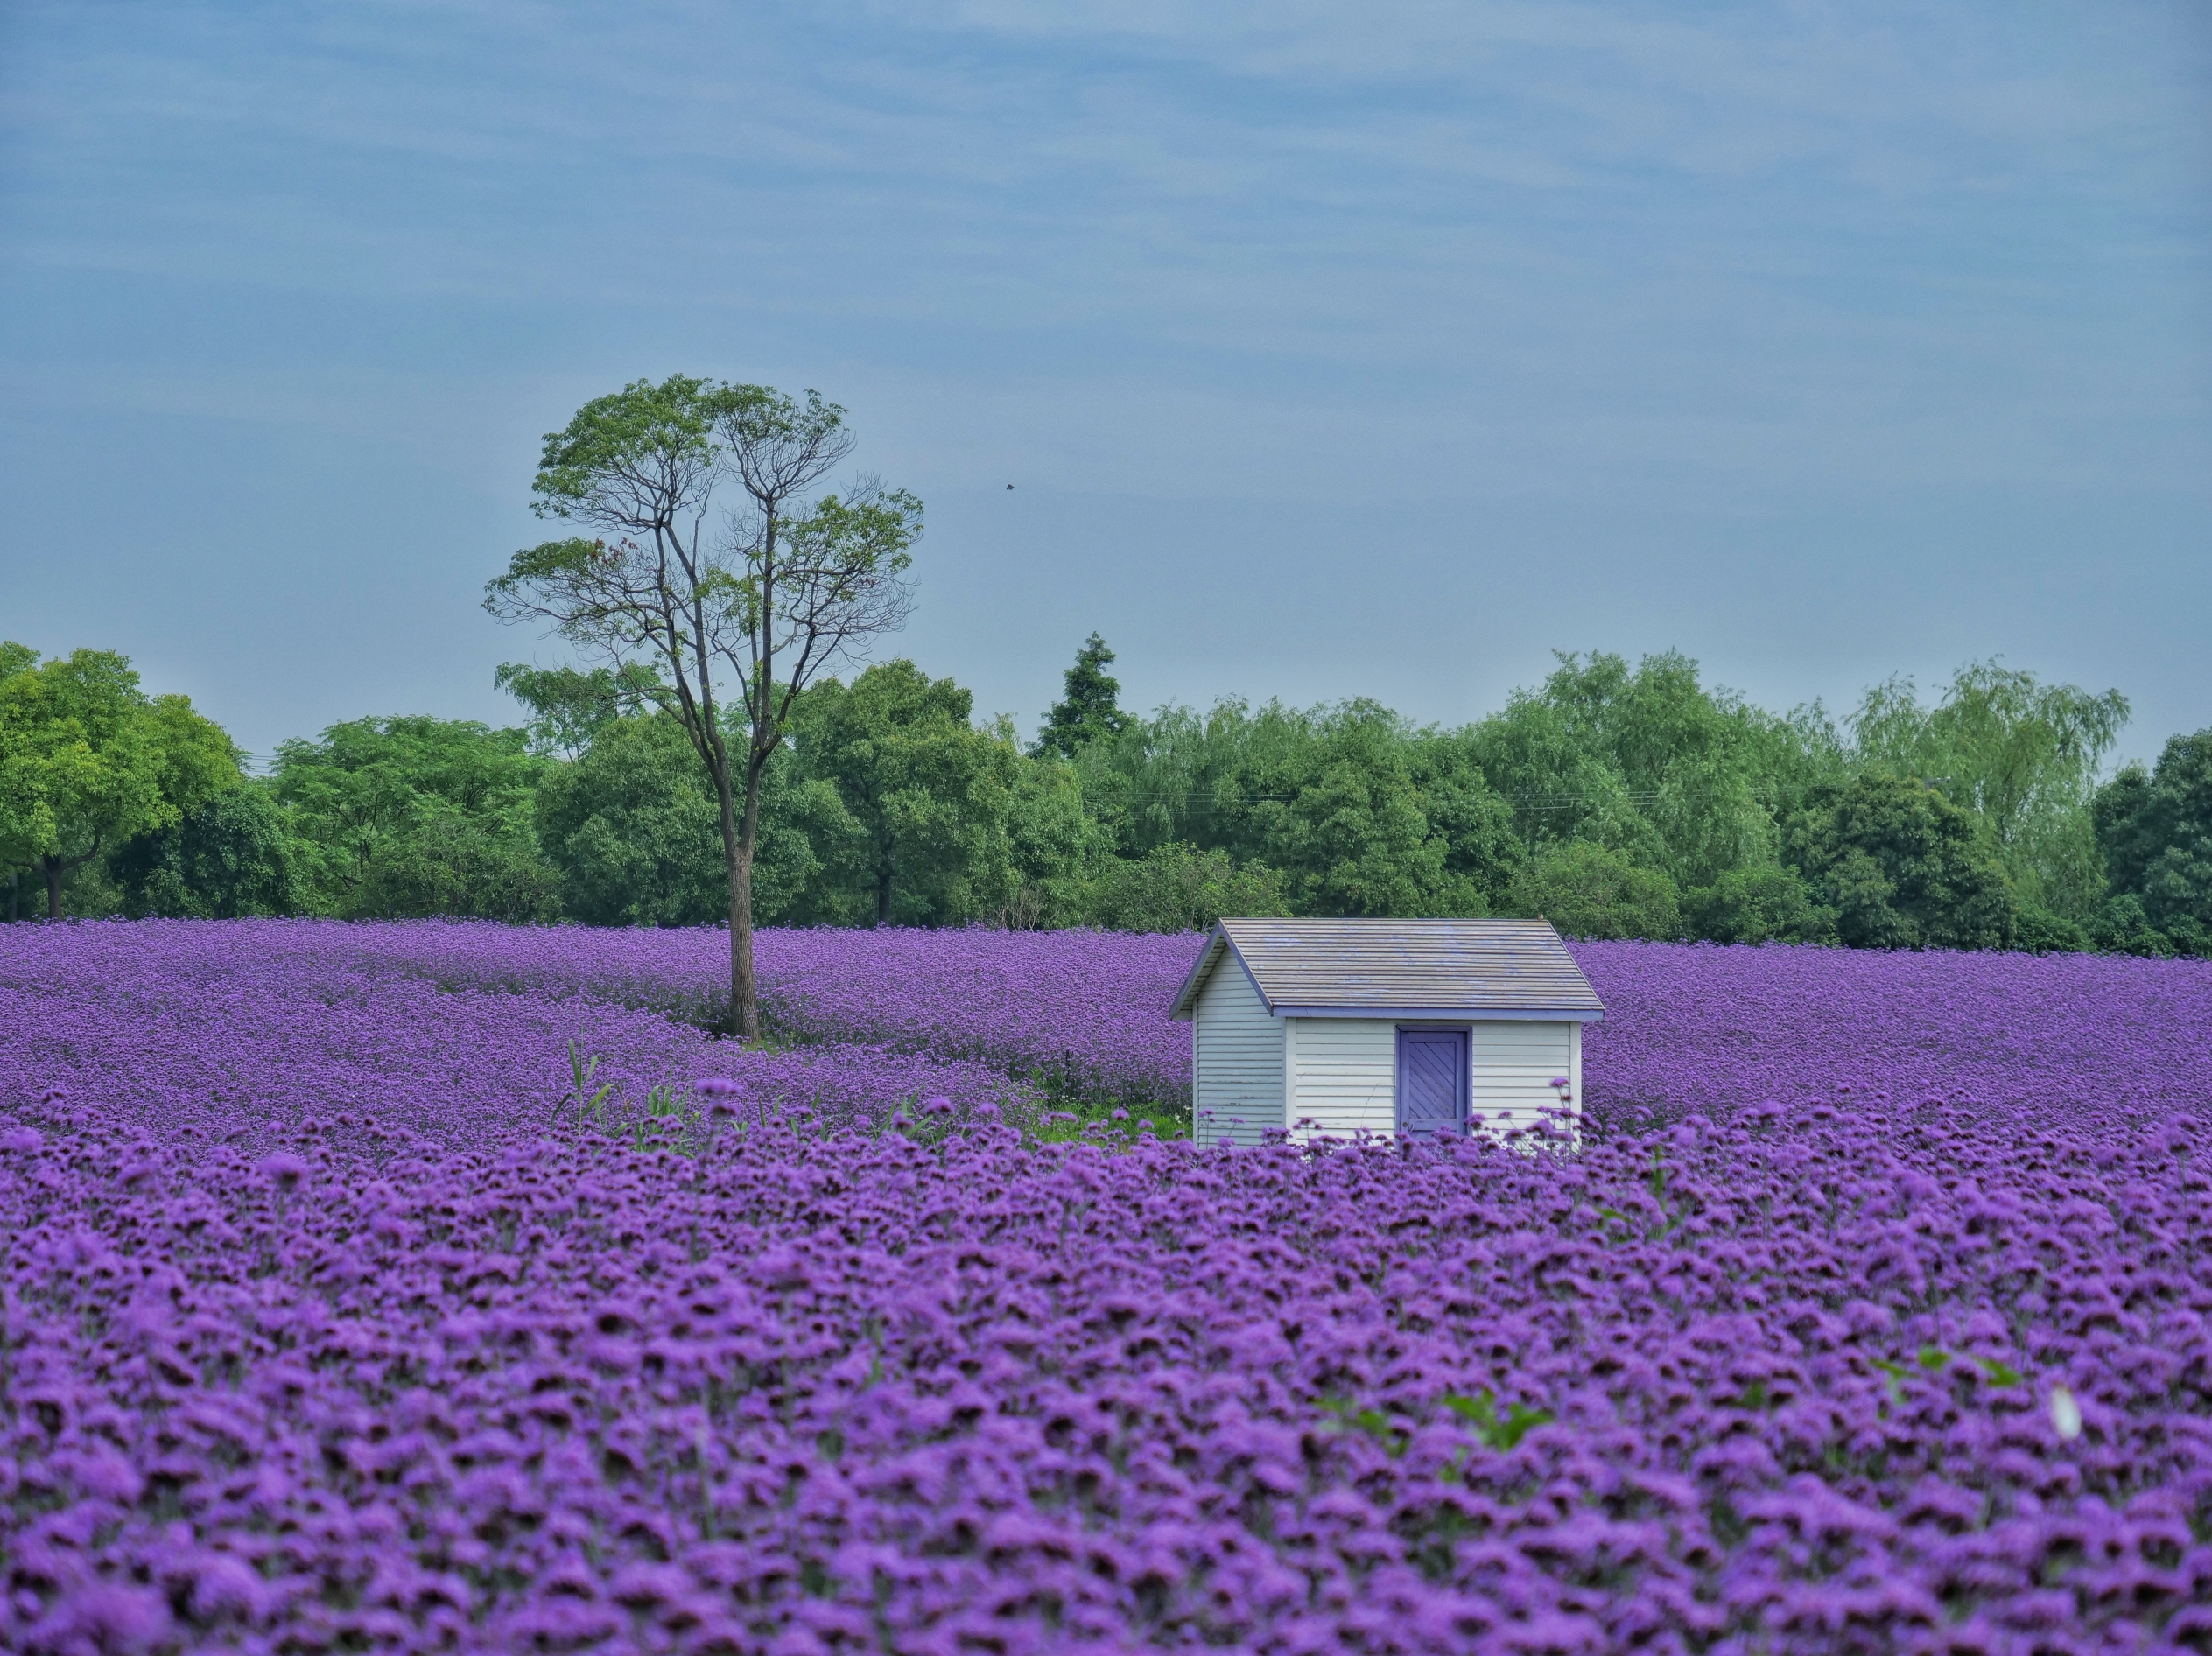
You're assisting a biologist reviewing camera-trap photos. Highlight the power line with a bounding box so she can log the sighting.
[1084,785,1666,807]
[1088,798,1675,831]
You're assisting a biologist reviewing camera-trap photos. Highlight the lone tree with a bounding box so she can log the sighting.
[486,376,919,1037]
[1032,632,1130,760]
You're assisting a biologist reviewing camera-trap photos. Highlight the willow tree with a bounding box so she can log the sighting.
[1849,661,2129,917]
[485,376,919,1037]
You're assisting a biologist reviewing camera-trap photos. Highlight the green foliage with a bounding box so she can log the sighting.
[537,714,828,927]
[994,736,1116,929]
[39,619,2171,963]
[2009,905,2091,956]
[1078,699,1512,918]
[2094,730,2212,951]
[1246,705,1488,917]
[1409,733,1524,902]
[351,812,563,923]
[1468,651,1823,890]
[1441,1389,1556,1452]
[1683,865,1835,945]
[1850,663,2127,920]
[536,713,726,927]
[490,374,922,1038]
[0,644,242,917]
[781,483,924,612]
[495,661,660,758]
[1070,698,1229,856]
[1784,774,2014,951]
[271,716,558,921]
[790,662,1016,926]
[1506,840,1682,940]
[1084,842,1289,933]
[1073,652,1829,930]
[555,1041,619,1134]
[2085,893,2180,958]
[526,375,720,524]
[1032,633,1131,760]
[1317,1397,1415,1457]
[111,783,302,918]
[1469,690,1663,864]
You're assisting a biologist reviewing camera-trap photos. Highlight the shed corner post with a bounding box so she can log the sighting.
[1570,1020,1584,1134]
[1190,1010,1204,1148]
[1282,1014,1296,1140]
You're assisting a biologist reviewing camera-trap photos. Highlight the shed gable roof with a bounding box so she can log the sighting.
[1170,917,1603,1020]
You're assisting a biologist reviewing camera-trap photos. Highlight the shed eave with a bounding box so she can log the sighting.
[1170,927,1280,1021]
[1167,930,1222,1020]
[1268,1005,1603,1022]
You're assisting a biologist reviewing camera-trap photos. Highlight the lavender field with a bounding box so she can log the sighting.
[4,923,2211,1652]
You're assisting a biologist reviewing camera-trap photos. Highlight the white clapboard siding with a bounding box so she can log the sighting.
[1469,1020,1575,1135]
[1289,1016,1397,1139]
[1193,959,1284,1147]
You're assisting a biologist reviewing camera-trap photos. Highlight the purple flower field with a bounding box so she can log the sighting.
[0,923,1027,1154]
[35,919,2194,1132]
[4,921,2212,1653]
[1573,944,2212,1133]
[319,921,1202,1113]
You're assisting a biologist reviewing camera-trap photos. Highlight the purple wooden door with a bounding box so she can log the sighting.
[1395,1028,1468,1135]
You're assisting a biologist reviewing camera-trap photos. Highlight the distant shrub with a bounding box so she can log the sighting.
[2008,904,2090,955]
[1508,841,1680,939]
[1786,774,2012,950]
[1684,865,1834,945]
[111,785,304,918]
[1085,842,1290,933]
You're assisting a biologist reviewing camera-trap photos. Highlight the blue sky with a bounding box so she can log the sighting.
[3,1,2207,763]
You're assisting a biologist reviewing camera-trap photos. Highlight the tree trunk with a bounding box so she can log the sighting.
[727,754,767,1042]
[44,858,64,920]
[875,862,893,927]
[714,758,757,1042]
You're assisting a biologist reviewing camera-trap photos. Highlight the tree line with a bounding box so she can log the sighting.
[6,634,2208,961]
[7,372,2207,1015]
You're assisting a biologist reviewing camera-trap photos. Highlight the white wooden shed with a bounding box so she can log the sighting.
[1170,918,1605,1146]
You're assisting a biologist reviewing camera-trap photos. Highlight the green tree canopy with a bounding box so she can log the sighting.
[2094,729,2212,951]
[535,713,727,927]
[1085,842,1289,933]
[350,815,561,923]
[537,714,829,928]
[0,644,241,917]
[271,716,558,921]
[111,784,302,918]
[991,727,1115,929]
[1849,662,2127,919]
[1682,866,1834,945]
[1784,774,2015,950]
[1074,698,1515,918]
[495,661,661,758]
[1402,732,1522,904]
[1506,841,1682,940]
[486,374,922,1035]
[791,661,1014,925]
[1467,650,1821,889]
[1032,633,1131,760]
[1238,702,1486,917]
